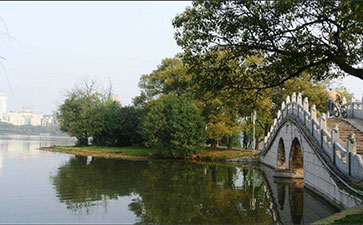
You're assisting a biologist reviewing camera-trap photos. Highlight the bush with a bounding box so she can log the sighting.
[92,102,145,147]
[58,91,103,146]
[142,94,206,158]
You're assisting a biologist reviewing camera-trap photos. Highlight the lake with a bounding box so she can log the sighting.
[0,135,340,224]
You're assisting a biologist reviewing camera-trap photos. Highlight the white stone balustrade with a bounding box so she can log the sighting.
[262,92,363,180]
[342,97,363,120]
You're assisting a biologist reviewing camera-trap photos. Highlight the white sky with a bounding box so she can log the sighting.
[0,2,362,114]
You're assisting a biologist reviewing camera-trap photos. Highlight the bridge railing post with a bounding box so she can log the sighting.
[297,92,302,105]
[331,125,339,164]
[320,113,327,130]
[347,133,356,176]
[297,104,300,120]
[292,92,296,115]
[292,92,296,103]
[303,97,309,111]
[311,105,316,137]
[281,101,286,117]
[286,96,290,114]
[350,96,355,118]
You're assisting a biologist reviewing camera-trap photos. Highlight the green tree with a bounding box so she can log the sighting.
[134,54,245,150]
[92,102,145,147]
[173,1,363,93]
[142,94,206,158]
[58,89,103,146]
[134,55,193,105]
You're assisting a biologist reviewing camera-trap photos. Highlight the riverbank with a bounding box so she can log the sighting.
[40,145,152,160]
[40,145,257,161]
[312,204,363,224]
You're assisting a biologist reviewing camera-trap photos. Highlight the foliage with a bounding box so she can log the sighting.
[92,102,145,147]
[191,148,256,161]
[142,94,206,158]
[58,79,145,147]
[134,54,245,149]
[58,89,103,146]
[173,0,363,93]
[134,53,338,150]
[137,55,193,100]
[333,213,363,224]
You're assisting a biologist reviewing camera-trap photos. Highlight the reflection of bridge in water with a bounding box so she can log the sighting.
[259,164,340,225]
[260,92,363,209]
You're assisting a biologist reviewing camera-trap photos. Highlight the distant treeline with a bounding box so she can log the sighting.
[0,122,65,136]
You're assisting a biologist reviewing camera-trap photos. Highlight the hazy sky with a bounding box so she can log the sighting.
[0,2,362,114]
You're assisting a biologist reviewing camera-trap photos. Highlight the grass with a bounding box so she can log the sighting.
[41,145,154,160]
[40,145,258,162]
[332,213,363,224]
[190,148,258,161]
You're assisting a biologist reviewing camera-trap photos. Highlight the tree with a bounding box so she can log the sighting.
[134,54,253,149]
[173,1,363,92]
[142,94,206,158]
[58,79,113,146]
[58,86,103,146]
[134,54,193,105]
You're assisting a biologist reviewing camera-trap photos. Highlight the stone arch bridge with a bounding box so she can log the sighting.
[259,92,363,209]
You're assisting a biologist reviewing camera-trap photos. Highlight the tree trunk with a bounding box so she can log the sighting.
[211,139,217,149]
[227,135,233,150]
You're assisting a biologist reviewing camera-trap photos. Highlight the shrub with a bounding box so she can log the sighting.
[142,94,206,158]
[92,102,145,147]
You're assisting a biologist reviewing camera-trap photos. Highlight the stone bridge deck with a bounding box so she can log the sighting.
[327,118,363,155]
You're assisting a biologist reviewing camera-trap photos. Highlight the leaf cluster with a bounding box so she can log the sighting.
[173,0,363,89]
[142,94,206,158]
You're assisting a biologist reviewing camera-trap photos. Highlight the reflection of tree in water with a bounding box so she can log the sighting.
[52,157,274,223]
[129,162,274,224]
[51,156,147,214]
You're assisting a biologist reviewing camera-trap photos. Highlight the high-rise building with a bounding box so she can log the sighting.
[0,92,8,122]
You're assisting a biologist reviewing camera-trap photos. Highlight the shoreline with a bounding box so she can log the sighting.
[312,205,363,224]
[40,146,150,160]
[39,145,257,162]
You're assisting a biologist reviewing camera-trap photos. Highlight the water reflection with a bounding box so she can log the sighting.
[0,135,338,224]
[51,157,339,224]
[0,135,75,163]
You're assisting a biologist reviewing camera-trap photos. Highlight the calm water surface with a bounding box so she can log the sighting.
[0,135,340,224]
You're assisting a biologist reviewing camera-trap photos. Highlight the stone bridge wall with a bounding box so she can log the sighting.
[260,92,363,180]
[342,96,363,120]
[260,120,362,208]
[259,92,363,208]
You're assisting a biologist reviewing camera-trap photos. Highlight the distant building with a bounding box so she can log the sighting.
[0,95,58,127]
[5,107,44,126]
[42,115,57,127]
[0,92,8,122]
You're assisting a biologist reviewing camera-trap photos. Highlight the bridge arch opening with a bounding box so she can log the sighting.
[289,138,303,175]
[277,138,286,169]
